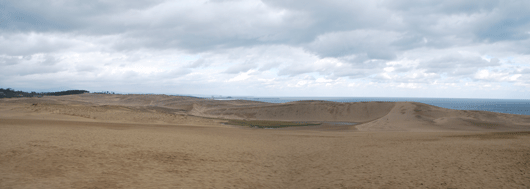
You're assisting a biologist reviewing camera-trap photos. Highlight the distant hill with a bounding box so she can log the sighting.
[0,88,89,98]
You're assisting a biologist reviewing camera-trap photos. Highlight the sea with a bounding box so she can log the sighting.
[209,96,530,116]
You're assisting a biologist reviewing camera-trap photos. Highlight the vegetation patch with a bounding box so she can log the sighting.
[465,120,502,129]
[447,131,530,140]
[225,119,321,128]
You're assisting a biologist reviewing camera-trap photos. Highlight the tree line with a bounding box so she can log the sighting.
[0,88,89,98]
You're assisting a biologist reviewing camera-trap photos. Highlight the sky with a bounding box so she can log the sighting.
[1,0,530,99]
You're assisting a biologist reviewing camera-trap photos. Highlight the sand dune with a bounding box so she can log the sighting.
[1,94,530,188]
[181,97,530,132]
[358,101,530,131]
[2,93,529,132]
[190,100,395,122]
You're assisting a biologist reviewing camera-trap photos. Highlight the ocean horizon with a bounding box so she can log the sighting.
[206,96,530,116]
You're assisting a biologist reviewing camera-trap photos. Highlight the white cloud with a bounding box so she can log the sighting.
[383,67,395,72]
[316,78,332,83]
[397,83,420,89]
[227,70,255,82]
[474,70,522,81]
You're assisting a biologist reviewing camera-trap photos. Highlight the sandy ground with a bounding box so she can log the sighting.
[1,94,530,188]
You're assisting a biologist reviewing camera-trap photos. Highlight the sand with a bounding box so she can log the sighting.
[1,94,530,188]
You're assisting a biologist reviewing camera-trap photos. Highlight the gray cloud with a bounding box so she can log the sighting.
[163,68,192,79]
[306,30,398,60]
[1,0,530,98]
[277,65,314,77]
[3,0,529,57]
[75,64,98,72]
[224,62,258,74]
[187,58,210,68]
[420,53,499,76]
[0,33,74,56]
[382,0,500,14]
[0,56,22,66]
[258,62,282,71]
[0,57,64,76]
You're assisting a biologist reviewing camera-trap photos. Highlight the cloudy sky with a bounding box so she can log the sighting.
[1,0,530,98]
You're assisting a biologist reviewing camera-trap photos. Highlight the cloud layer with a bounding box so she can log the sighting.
[1,0,529,98]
